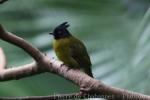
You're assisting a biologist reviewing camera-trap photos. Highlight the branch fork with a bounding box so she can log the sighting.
[0,24,150,100]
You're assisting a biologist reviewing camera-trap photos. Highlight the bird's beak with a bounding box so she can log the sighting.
[49,32,53,35]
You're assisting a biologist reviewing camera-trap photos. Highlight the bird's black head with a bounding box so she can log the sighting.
[49,22,71,39]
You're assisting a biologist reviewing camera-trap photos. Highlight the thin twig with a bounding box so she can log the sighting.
[0,48,6,71]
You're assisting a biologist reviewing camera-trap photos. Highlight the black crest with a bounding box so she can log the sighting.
[56,22,70,30]
[50,22,71,39]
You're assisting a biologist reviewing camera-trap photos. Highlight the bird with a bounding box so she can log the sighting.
[49,22,93,77]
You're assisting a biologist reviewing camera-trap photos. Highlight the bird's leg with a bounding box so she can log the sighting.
[60,63,65,67]
[80,84,90,94]
[60,63,71,71]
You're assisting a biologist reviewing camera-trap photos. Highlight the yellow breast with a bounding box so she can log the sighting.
[53,37,73,64]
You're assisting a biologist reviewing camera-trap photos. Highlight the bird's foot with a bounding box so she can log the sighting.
[60,63,65,67]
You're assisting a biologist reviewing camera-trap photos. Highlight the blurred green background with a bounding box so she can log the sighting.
[0,0,150,98]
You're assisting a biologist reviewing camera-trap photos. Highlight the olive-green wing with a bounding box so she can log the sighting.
[69,40,93,77]
[70,42,91,66]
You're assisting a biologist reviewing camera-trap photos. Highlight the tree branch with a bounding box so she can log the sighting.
[0,48,6,71]
[0,25,44,62]
[0,62,46,81]
[0,93,121,100]
[0,24,150,100]
[0,93,85,100]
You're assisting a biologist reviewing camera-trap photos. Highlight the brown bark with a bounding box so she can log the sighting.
[0,48,6,71]
[0,24,150,100]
